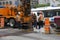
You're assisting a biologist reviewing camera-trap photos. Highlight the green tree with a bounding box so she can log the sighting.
[34,3,50,8]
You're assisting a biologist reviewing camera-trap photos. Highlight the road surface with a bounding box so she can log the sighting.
[0,28,60,40]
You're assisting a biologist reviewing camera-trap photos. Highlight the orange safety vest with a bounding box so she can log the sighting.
[39,14,44,21]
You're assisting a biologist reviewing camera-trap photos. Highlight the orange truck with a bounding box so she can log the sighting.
[0,6,26,28]
[0,0,32,30]
[0,5,26,27]
[0,6,19,27]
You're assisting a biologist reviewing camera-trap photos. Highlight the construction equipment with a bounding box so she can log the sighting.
[19,0,33,31]
[0,0,33,31]
[0,6,17,27]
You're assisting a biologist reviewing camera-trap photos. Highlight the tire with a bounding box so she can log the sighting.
[4,19,8,27]
[9,19,15,28]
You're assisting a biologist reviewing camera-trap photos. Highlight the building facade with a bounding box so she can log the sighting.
[0,0,60,8]
[38,0,49,4]
[38,0,60,7]
[31,0,38,8]
[0,0,21,7]
[50,0,60,7]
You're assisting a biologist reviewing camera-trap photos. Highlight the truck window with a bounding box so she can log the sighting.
[6,1,8,4]
[0,2,2,5]
[3,2,5,5]
[10,1,12,5]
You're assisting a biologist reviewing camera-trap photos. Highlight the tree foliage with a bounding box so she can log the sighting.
[34,3,50,8]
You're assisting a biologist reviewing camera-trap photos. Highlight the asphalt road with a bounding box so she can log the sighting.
[0,28,60,40]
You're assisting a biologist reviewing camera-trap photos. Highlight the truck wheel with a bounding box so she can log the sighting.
[9,19,15,28]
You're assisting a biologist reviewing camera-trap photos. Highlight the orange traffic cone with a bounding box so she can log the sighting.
[44,18,50,34]
[0,17,4,28]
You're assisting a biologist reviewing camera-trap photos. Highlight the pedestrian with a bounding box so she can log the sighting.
[15,12,20,28]
[15,11,24,29]
[31,13,34,26]
[38,11,44,29]
[33,13,37,29]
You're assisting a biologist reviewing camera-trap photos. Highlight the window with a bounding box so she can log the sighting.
[3,2,5,5]
[56,0,60,2]
[37,13,40,16]
[0,2,2,5]
[6,1,8,4]
[25,0,30,3]
[44,11,56,17]
[9,1,12,5]
[58,11,60,16]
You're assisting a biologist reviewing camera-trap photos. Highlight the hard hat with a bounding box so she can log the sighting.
[20,12,24,17]
[39,11,43,14]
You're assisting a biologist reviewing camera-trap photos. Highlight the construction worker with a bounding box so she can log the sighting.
[15,7,23,29]
[38,11,44,29]
[31,13,34,26]
[32,13,37,29]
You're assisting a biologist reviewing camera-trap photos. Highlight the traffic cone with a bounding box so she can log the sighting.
[44,18,50,34]
[1,17,4,28]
